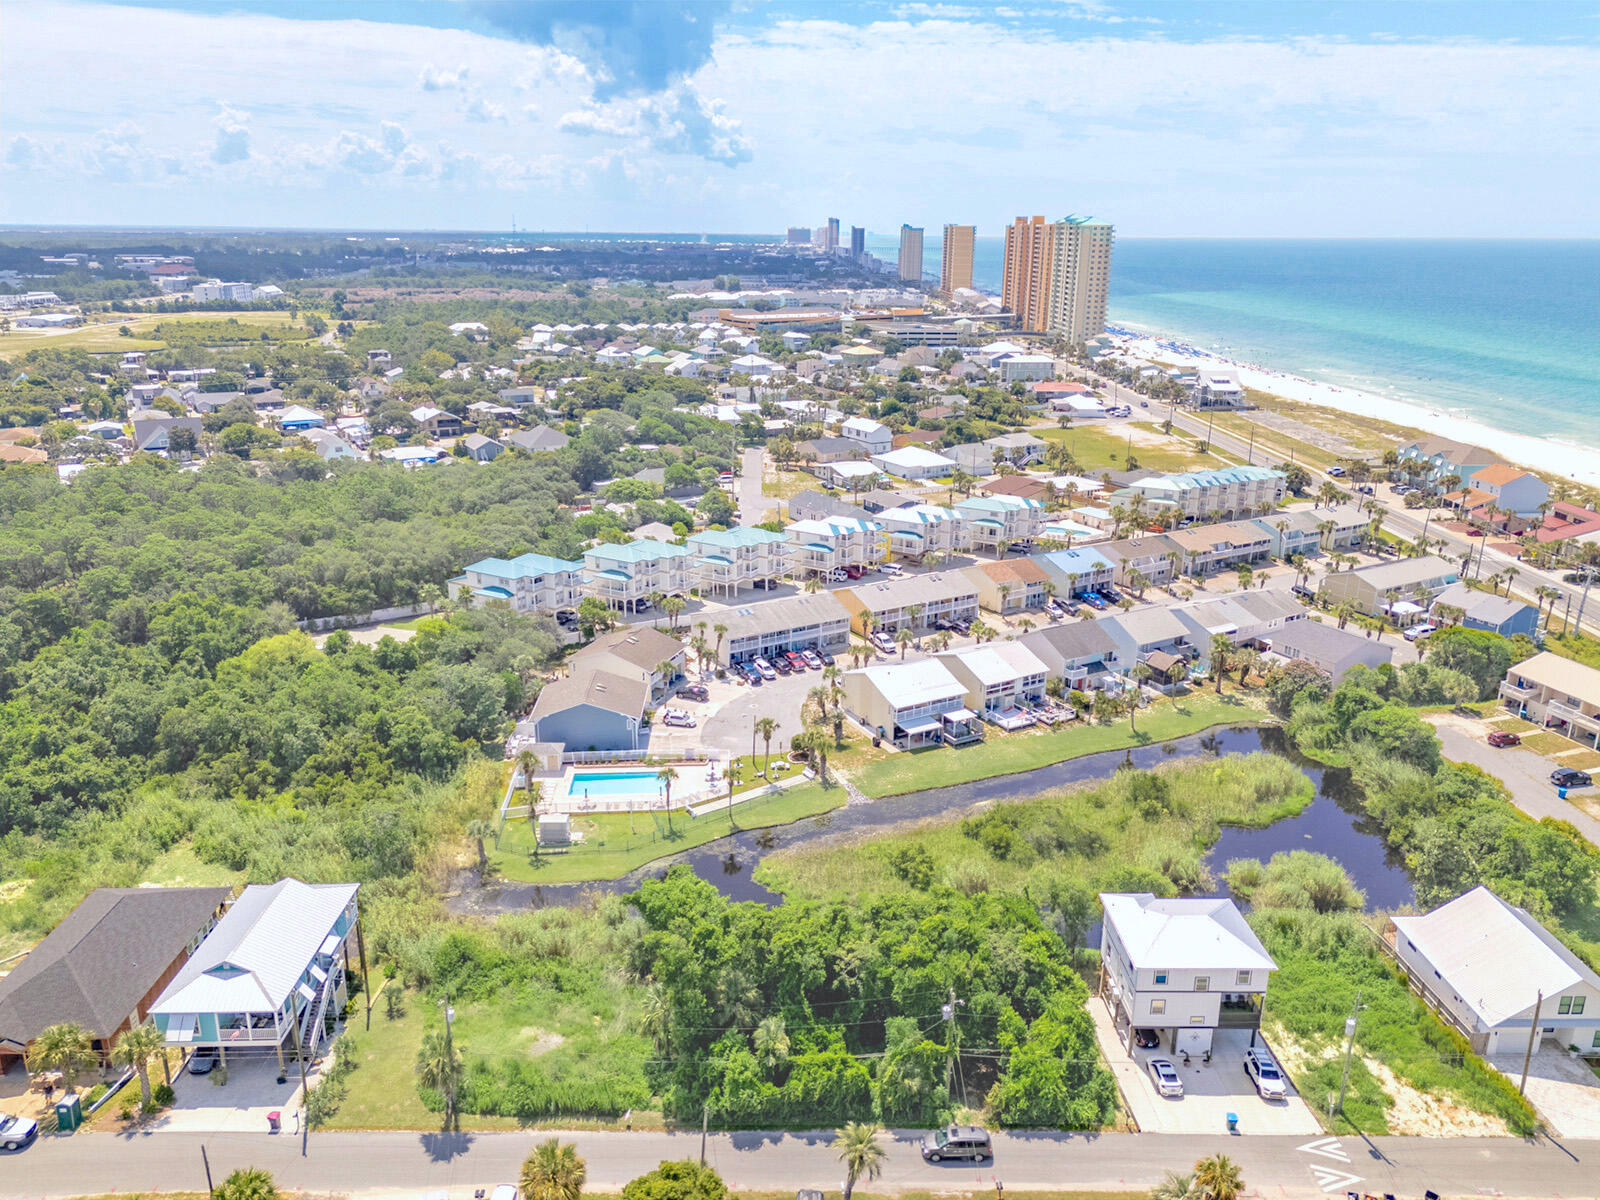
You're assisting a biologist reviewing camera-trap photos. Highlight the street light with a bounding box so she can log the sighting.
[1335,991,1364,1116]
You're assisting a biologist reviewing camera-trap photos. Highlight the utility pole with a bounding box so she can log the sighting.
[440,994,456,1130]
[201,1144,215,1199]
[1246,423,1255,465]
[942,988,966,1106]
[700,1100,710,1166]
[1519,991,1543,1096]
[1335,991,1362,1116]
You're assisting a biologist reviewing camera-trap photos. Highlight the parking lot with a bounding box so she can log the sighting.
[1089,996,1320,1135]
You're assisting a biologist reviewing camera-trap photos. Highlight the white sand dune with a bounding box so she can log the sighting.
[1110,331,1600,487]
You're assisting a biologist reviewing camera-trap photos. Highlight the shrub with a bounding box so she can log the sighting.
[153,1082,175,1106]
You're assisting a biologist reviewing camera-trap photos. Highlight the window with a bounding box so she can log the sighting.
[1593,1030,1600,1049]
[1235,971,1252,987]
[1559,996,1573,1015]
[1570,996,1586,1015]
[1149,999,1166,1015]
[1194,976,1210,992]
[1153,973,1167,985]
[1189,1015,1205,1025]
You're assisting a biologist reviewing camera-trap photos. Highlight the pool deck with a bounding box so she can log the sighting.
[551,760,726,813]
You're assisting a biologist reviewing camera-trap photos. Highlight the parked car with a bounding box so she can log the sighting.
[1404,623,1436,642]
[555,610,578,627]
[784,651,807,672]
[676,684,709,702]
[718,472,735,484]
[951,620,971,636]
[882,563,905,577]
[660,707,696,728]
[844,563,864,579]
[1146,1057,1183,1097]
[772,655,792,674]
[0,1113,38,1152]
[1291,584,1316,600]
[829,567,850,583]
[1487,730,1521,747]
[1132,1028,1160,1049]
[818,649,836,667]
[1551,768,1593,789]
[188,1046,220,1075]
[1326,465,1346,477]
[801,649,824,670]
[1063,601,1082,615]
[753,657,777,681]
[920,1124,992,1163]
[1243,1048,1288,1099]
[1466,527,1485,537]
[742,662,763,685]
[751,577,777,589]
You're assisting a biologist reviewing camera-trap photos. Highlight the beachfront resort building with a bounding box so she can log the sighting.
[785,517,885,580]
[834,571,981,635]
[874,503,966,562]
[1117,466,1287,522]
[583,540,694,612]
[687,526,791,596]
[1499,652,1600,751]
[1001,214,1114,341]
[1395,436,1506,487]
[954,494,1046,552]
[935,643,1050,714]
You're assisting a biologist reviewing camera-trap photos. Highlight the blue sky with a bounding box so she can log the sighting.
[4,1,1595,236]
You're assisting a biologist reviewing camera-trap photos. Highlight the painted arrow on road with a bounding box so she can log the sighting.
[1308,1164,1364,1193]
[1296,1137,1352,1162]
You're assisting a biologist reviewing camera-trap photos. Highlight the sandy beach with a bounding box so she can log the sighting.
[1109,329,1600,488]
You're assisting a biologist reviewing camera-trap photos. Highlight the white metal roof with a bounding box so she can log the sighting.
[852,659,967,711]
[151,879,358,1015]
[942,643,1048,687]
[1099,893,1276,972]
[1391,887,1600,1027]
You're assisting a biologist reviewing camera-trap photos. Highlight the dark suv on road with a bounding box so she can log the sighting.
[1551,767,1593,789]
[921,1125,992,1162]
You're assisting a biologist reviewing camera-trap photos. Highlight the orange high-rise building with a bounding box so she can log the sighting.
[940,224,975,295]
[1001,214,1113,340]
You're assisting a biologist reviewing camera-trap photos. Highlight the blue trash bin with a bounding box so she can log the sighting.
[1226,1111,1238,1133]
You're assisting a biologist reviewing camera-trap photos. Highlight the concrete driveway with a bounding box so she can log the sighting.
[1490,1045,1600,1138]
[1429,715,1600,847]
[150,1053,312,1134]
[700,666,819,758]
[736,447,778,526]
[1089,997,1320,1136]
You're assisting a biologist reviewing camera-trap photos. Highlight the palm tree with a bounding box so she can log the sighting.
[661,594,687,632]
[753,1015,790,1073]
[29,1022,96,1094]
[637,978,671,1053]
[521,1139,587,1200]
[657,766,678,812]
[415,1029,463,1127]
[804,575,823,594]
[464,818,493,873]
[111,1022,166,1108]
[216,1168,280,1200]
[1193,1154,1244,1200]
[1209,633,1232,694]
[713,623,728,662]
[517,747,539,812]
[833,1122,887,1200]
[1150,1171,1198,1200]
[895,627,913,660]
[755,716,778,779]
[799,726,830,785]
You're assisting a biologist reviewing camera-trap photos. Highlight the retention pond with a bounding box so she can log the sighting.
[452,725,1414,914]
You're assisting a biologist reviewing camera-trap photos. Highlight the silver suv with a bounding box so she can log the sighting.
[1243,1047,1287,1099]
[921,1124,992,1162]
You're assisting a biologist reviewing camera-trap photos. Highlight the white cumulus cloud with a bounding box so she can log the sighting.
[559,85,751,166]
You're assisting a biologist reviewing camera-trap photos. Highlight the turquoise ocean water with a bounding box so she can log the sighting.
[864,234,1599,451]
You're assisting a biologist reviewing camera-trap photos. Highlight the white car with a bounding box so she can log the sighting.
[1404,623,1436,642]
[1326,465,1346,476]
[881,563,905,577]
[660,707,697,728]
[1243,1048,1287,1099]
[0,1113,38,1152]
[1147,1057,1184,1098]
[753,657,777,680]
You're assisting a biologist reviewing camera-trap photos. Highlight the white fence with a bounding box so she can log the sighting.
[560,748,718,765]
[298,603,429,633]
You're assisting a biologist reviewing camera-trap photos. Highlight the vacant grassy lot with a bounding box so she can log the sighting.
[139,842,245,888]
[0,310,297,353]
[759,749,1312,902]
[1036,422,1217,475]
[488,779,842,882]
[843,691,1263,798]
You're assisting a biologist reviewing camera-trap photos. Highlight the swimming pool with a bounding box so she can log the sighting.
[565,769,664,798]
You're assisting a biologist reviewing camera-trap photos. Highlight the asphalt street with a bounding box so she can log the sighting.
[3,1128,1595,1200]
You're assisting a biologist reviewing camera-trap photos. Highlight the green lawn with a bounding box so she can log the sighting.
[1035,422,1220,475]
[843,692,1264,798]
[1548,632,1600,671]
[0,310,297,353]
[487,779,844,883]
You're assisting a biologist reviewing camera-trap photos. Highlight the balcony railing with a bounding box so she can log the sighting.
[1499,680,1533,703]
[1548,700,1600,732]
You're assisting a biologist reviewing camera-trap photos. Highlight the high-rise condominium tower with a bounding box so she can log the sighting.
[850,226,865,259]
[898,225,924,283]
[821,217,840,252]
[940,224,975,295]
[1001,214,1113,340]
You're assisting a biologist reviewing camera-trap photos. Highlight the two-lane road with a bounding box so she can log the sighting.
[2,1128,1594,1200]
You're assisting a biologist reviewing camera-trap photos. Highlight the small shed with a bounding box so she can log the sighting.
[537,814,572,847]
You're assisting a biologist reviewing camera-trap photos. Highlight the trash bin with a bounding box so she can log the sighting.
[1558,786,1569,800]
[55,1094,83,1132]
[267,1110,281,1133]
[1225,1112,1238,1133]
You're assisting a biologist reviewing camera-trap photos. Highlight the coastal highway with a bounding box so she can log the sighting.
[2,1128,1597,1200]
[1083,369,1600,639]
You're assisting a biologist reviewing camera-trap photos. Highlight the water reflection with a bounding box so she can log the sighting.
[454,726,1414,914]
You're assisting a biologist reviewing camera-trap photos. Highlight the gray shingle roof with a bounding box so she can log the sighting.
[0,887,230,1043]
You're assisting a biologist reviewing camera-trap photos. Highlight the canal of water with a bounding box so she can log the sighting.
[452,725,1414,915]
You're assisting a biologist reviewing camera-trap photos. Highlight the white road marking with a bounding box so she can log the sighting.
[1308,1165,1364,1193]
[1296,1137,1352,1162]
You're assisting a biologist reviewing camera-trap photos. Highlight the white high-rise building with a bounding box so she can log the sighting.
[898,225,924,283]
